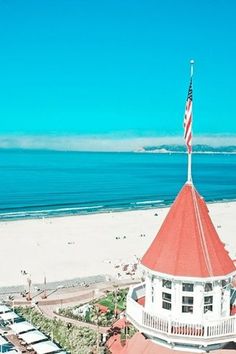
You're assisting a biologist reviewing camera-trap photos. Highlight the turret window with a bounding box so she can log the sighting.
[162,279,172,289]
[151,286,154,303]
[204,296,213,313]
[204,296,213,304]
[162,292,171,301]
[204,283,213,292]
[182,305,193,313]
[182,296,194,313]
[221,279,229,288]
[182,296,194,304]
[163,302,172,310]
[162,292,171,310]
[182,283,194,292]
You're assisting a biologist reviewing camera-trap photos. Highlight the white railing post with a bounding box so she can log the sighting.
[168,319,171,334]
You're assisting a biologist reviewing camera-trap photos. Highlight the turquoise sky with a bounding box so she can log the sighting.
[0,0,235,140]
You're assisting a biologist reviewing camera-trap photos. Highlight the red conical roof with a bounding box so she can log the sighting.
[141,183,235,278]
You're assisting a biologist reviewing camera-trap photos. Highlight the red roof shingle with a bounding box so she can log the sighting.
[119,333,235,354]
[141,183,236,277]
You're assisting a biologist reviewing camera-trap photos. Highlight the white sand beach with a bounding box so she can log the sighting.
[0,201,235,287]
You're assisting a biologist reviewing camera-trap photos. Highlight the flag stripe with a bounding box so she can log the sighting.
[183,79,193,153]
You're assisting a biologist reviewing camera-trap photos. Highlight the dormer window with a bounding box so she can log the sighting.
[182,283,194,292]
[162,279,172,289]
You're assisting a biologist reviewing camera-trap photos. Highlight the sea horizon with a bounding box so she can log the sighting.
[0,149,236,221]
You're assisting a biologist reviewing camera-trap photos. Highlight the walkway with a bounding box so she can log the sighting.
[34,280,136,334]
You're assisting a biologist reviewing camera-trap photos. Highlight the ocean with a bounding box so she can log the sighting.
[0,149,235,221]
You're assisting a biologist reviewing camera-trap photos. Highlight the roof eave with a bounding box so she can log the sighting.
[140,263,236,282]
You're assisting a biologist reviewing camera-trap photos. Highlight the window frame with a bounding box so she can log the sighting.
[204,295,213,313]
[162,301,172,310]
[204,283,213,292]
[151,285,154,303]
[182,296,194,305]
[162,291,172,311]
[162,279,172,289]
[182,283,194,292]
[182,305,193,313]
[162,292,172,302]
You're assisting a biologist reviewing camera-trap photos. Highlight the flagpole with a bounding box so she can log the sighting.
[187,150,192,182]
[187,60,194,183]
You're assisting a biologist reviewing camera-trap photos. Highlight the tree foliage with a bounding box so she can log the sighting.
[15,306,97,354]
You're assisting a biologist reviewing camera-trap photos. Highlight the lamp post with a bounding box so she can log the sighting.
[95,307,100,354]
[26,276,32,301]
[42,275,47,299]
[113,285,118,319]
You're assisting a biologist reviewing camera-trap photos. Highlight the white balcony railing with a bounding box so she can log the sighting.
[126,284,236,346]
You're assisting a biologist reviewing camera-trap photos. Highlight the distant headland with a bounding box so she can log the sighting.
[135,144,236,154]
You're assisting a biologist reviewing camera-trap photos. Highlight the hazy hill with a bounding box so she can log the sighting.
[136,144,236,154]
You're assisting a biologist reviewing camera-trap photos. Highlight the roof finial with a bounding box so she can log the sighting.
[190,59,194,77]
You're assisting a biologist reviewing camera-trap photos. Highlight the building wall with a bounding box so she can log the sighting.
[144,271,233,322]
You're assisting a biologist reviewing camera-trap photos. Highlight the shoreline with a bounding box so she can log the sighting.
[0,200,235,288]
[1,196,236,223]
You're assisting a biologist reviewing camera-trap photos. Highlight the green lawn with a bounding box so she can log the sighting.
[56,288,129,328]
[98,288,128,312]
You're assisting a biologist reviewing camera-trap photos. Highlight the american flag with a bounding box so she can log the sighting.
[183,78,193,154]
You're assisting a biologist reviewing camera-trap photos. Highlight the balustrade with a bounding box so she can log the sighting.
[127,285,236,344]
